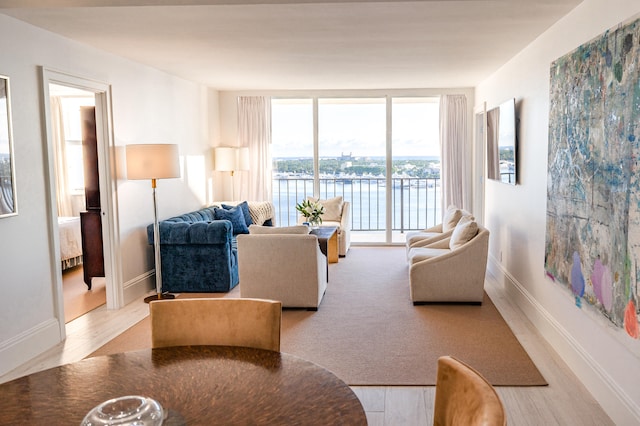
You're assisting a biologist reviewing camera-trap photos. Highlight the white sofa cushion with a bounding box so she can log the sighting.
[442,205,463,232]
[449,215,478,250]
[308,196,344,222]
[249,225,310,235]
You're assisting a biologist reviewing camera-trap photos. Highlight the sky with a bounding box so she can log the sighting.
[271,98,440,159]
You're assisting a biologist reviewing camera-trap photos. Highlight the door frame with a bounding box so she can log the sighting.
[41,67,123,338]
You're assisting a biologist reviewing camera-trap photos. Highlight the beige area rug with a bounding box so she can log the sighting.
[89,247,547,386]
[63,265,106,323]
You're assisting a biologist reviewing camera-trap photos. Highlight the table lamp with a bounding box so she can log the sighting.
[126,143,180,303]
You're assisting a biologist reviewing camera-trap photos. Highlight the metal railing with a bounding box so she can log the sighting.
[273,177,441,232]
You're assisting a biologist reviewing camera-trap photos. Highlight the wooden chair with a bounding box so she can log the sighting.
[149,298,282,351]
[434,356,507,426]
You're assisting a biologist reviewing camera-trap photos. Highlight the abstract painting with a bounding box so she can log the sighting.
[545,15,640,339]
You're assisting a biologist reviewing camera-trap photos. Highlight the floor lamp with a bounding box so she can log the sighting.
[215,146,249,200]
[126,143,181,303]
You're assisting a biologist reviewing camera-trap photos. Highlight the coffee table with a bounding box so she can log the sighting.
[310,226,339,263]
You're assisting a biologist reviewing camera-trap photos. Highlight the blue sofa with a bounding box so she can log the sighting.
[147,206,240,293]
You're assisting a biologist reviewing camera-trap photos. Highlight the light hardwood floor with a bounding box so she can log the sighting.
[1,272,613,425]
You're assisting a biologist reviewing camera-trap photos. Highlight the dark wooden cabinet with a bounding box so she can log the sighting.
[80,106,104,288]
[80,210,104,289]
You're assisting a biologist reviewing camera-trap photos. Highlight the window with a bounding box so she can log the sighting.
[271,96,440,244]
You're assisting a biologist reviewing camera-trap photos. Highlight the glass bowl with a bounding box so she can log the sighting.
[81,395,164,425]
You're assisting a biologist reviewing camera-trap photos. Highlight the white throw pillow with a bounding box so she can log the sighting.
[307,196,344,222]
[449,215,478,249]
[442,205,463,232]
[248,225,311,235]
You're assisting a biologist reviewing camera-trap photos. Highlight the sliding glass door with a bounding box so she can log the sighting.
[391,97,441,242]
[271,96,440,244]
[318,98,387,243]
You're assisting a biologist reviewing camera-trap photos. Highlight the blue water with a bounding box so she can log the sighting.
[272,178,442,231]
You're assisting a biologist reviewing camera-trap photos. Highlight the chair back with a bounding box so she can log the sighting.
[434,356,506,426]
[150,298,282,351]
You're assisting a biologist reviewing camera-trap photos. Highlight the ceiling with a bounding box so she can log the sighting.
[0,0,582,90]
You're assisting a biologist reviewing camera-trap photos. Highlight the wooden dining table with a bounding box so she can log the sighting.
[0,345,367,425]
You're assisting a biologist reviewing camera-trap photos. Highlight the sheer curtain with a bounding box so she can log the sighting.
[439,94,468,211]
[486,107,501,180]
[237,96,272,201]
[51,96,73,217]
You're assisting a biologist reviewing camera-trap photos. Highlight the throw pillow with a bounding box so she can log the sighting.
[222,201,253,227]
[248,225,311,235]
[247,201,274,226]
[442,205,463,232]
[307,196,344,222]
[214,206,249,235]
[449,215,479,250]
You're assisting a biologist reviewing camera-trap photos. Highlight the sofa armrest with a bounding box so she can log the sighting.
[423,223,444,233]
[340,201,350,230]
[424,237,451,249]
[148,220,234,245]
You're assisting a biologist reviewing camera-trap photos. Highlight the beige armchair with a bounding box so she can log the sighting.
[298,196,351,256]
[405,205,472,258]
[408,218,489,304]
[237,228,328,310]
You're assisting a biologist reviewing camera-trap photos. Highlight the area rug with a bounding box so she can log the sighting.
[89,247,547,386]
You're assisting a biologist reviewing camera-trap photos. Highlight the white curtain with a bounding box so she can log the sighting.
[486,107,501,180]
[439,94,468,211]
[51,96,73,217]
[237,96,272,201]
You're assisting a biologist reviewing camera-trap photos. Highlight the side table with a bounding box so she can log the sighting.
[310,226,339,263]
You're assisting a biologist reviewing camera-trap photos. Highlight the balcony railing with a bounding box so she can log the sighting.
[273,177,442,233]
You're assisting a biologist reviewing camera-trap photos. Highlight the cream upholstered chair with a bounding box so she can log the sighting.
[405,205,471,258]
[150,298,282,351]
[434,356,507,426]
[237,225,328,310]
[298,196,351,256]
[408,216,489,304]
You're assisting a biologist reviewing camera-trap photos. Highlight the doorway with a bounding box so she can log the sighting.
[41,68,122,339]
[49,85,106,322]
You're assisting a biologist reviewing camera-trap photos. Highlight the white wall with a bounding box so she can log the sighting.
[475,1,640,423]
[0,14,216,376]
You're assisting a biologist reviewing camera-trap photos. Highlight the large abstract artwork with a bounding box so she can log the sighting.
[545,15,640,340]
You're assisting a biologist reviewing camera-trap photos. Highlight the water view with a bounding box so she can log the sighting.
[272,156,443,232]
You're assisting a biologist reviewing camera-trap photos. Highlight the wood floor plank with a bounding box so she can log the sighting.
[384,387,430,425]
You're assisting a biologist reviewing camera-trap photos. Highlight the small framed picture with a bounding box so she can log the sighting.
[0,74,17,218]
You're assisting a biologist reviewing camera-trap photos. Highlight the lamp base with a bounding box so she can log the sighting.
[144,292,176,304]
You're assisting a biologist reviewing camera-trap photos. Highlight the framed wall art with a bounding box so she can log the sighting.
[545,15,640,339]
[0,74,17,218]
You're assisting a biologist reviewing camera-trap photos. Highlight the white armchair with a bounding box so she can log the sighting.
[237,226,327,310]
[405,205,472,258]
[408,218,489,304]
[298,196,351,256]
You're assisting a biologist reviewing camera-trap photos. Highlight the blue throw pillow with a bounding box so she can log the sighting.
[222,201,253,227]
[214,206,249,235]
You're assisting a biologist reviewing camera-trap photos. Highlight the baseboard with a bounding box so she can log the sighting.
[123,270,155,306]
[487,256,640,425]
[0,318,61,378]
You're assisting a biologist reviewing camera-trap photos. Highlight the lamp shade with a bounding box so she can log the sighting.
[215,146,236,171]
[126,144,180,180]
